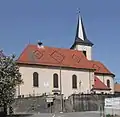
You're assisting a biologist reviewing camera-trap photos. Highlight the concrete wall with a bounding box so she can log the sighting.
[94,89,111,94]
[17,65,94,98]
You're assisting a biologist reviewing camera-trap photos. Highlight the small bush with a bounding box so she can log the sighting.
[106,114,111,117]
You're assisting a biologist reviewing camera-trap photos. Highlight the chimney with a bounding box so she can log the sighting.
[37,40,44,48]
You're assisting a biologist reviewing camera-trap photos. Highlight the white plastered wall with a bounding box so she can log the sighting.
[16,65,94,98]
[74,45,92,60]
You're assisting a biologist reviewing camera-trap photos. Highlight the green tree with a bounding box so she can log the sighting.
[0,54,23,115]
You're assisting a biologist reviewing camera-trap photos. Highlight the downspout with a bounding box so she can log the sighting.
[59,66,63,112]
[89,70,91,92]
[103,74,104,83]
[113,75,115,93]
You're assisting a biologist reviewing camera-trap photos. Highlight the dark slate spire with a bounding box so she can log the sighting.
[75,16,87,41]
[71,14,93,49]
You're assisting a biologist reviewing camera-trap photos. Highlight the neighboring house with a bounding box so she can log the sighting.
[16,14,115,98]
[114,82,120,94]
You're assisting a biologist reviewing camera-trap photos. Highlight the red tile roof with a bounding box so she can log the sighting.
[17,44,94,70]
[93,76,111,90]
[17,44,114,76]
[90,60,114,76]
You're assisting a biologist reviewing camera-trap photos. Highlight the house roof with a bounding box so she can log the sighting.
[114,83,120,92]
[93,76,111,90]
[90,60,114,76]
[17,44,94,70]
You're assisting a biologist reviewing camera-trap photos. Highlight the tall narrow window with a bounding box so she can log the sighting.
[33,72,39,87]
[53,73,58,88]
[72,75,77,89]
[83,51,86,57]
[107,79,110,88]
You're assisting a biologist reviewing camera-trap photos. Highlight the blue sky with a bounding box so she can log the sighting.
[0,0,120,81]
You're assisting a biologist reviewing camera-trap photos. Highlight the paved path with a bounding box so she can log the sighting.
[30,111,101,117]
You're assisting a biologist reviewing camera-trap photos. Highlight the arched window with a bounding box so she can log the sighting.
[107,79,110,88]
[72,75,77,89]
[83,51,86,57]
[53,73,58,88]
[33,72,39,87]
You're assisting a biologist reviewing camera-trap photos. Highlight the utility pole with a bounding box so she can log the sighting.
[79,81,82,111]
[59,66,63,113]
[79,80,82,93]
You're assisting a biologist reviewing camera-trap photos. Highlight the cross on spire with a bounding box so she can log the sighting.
[75,11,86,40]
[70,11,93,49]
[77,8,81,14]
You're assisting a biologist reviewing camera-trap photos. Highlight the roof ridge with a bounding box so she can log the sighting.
[28,44,86,53]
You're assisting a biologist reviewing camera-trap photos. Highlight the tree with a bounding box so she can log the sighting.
[0,53,23,115]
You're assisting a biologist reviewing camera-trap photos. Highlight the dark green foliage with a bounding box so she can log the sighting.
[0,54,23,112]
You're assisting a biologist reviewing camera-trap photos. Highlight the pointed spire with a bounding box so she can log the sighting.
[70,10,94,48]
[71,11,93,49]
[75,12,87,41]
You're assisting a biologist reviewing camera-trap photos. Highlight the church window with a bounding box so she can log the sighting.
[53,73,59,88]
[83,51,86,57]
[107,79,110,88]
[33,72,39,87]
[72,75,77,89]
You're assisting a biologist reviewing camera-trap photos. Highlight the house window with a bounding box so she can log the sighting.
[83,51,86,57]
[33,72,39,87]
[107,79,110,88]
[53,73,59,88]
[72,75,77,89]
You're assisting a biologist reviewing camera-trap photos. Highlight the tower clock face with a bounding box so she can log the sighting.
[82,47,86,51]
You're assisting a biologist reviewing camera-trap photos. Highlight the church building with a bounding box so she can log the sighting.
[16,14,115,98]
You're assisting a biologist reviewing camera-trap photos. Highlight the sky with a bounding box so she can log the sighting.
[0,0,120,81]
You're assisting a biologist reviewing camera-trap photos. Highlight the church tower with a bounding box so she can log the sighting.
[71,14,93,60]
